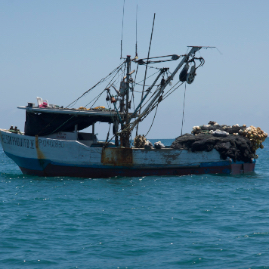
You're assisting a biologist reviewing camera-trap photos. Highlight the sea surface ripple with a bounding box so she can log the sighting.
[0,139,269,268]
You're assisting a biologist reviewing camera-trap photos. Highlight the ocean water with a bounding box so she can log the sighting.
[0,139,269,269]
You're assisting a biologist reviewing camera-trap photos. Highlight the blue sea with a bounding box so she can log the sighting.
[1,138,269,269]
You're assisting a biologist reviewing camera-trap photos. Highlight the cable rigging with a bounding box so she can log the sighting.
[66,62,125,108]
[136,13,156,136]
[181,83,187,136]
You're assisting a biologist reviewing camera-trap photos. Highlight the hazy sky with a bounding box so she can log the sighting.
[1,0,268,139]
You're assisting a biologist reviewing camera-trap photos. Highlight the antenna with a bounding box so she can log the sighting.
[135,5,138,59]
[120,0,126,59]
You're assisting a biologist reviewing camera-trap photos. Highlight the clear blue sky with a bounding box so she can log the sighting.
[0,0,268,139]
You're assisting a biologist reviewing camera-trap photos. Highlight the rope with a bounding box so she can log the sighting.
[85,89,106,108]
[162,81,183,100]
[180,83,187,136]
[135,70,159,85]
[139,85,160,110]
[66,62,124,108]
[131,64,139,110]
[48,115,76,135]
[136,13,155,136]
[84,62,124,108]
[145,103,159,136]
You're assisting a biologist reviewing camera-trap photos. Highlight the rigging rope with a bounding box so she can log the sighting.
[85,89,106,108]
[66,62,125,108]
[136,13,155,136]
[134,69,160,85]
[180,83,187,136]
[131,64,139,110]
[39,114,76,137]
[129,79,184,134]
[162,81,183,100]
[85,62,125,108]
[145,103,159,137]
[35,63,123,136]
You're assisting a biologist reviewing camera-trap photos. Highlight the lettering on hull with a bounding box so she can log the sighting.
[1,134,35,149]
[0,133,64,149]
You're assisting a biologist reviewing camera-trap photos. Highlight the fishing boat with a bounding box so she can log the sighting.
[0,45,262,177]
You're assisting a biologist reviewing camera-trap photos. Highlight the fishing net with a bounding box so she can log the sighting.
[171,122,267,162]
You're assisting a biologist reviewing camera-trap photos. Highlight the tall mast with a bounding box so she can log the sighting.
[120,55,131,148]
[125,55,131,123]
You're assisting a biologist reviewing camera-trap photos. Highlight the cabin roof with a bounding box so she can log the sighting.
[18,106,126,118]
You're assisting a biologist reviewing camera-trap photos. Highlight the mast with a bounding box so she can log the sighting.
[120,55,131,147]
[125,55,131,123]
[118,46,202,145]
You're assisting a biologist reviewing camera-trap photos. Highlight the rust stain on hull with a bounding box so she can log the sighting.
[101,148,133,166]
[35,135,46,159]
[163,152,182,164]
[35,136,47,174]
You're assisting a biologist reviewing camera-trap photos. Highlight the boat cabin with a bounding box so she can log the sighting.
[18,105,128,147]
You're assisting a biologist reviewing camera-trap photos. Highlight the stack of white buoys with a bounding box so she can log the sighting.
[211,130,229,137]
[191,121,246,135]
[192,126,201,133]
[154,141,165,149]
[240,126,268,151]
